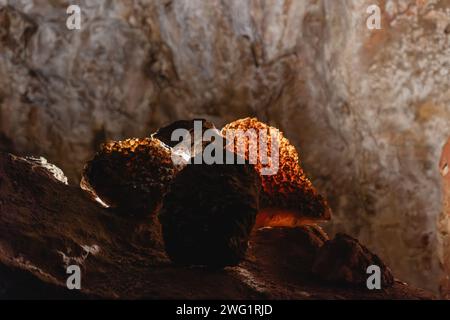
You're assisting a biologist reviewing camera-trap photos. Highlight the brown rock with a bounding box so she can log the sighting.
[0,152,256,299]
[159,150,261,267]
[152,119,221,169]
[25,156,68,185]
[250,225,328,275]
[152,118,217,149]
[439,138,450,298]
[0,1,449,292]
[222,117,331,227]
[0,153,433,299]
[81,138,178,216]
[312,233,394,288]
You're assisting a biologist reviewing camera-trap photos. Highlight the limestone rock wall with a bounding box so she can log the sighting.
[439,139,450,297]
[319,0,450,293]
[0,0,449,292]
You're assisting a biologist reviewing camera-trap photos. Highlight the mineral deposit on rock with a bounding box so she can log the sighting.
[222,117,331,227]
[81,137,177,216]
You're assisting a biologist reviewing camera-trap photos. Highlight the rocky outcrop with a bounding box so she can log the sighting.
[0,0,448,292]
[312,234,394,287]
[0,153,434,299]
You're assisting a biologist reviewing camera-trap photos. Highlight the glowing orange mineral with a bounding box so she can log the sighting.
[221,117,331,228]
[81,137,178,216]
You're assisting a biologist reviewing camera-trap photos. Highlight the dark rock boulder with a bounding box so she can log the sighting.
[159,150,261,267]
[312,233,395,288]
[152,119,217,149]
[249,225,328,276]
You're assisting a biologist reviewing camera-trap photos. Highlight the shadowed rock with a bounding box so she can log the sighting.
[81,138,178,216]
[312,233,395,288]
[250,225,328,276]
[152,119,217,149]
[0,153,433,299]
[159,150,261,267]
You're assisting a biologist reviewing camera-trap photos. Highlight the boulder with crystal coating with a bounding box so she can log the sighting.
[81,138,178,216]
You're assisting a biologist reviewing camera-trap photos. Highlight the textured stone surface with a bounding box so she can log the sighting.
[251,226,329,275]
[1,152,434,299]
[312,233,394,287]
[439,138,450,298]
[25,156,68,184]
[160,150,261,267]
[81,137,177,216]
[317,0,450,294]
[152,119,217,149]
[0,0,449,292]
[222,117,332,226]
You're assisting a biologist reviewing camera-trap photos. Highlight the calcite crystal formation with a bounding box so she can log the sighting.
[81,137,178,216]
[222,117,331,227]
[159,150,261,267]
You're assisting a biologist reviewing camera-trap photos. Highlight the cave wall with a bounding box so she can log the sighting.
[0,0,449,292]
[439,139,450,297]
[319,0,450,293]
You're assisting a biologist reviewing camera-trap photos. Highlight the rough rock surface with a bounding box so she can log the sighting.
[0,0,448,292]
[25,156,68,185]
[251,226,328,275]
[439,138,450,298]
[0,153,435,299]
[81,137,177,216]
[159,150,260,267]
[152,118,220,168]
[312,233,394,288]
[152,118,217,149]
[222,117,331,226]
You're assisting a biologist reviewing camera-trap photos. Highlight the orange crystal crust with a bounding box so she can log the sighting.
[81,137,177,216]
[221,117,331,226]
